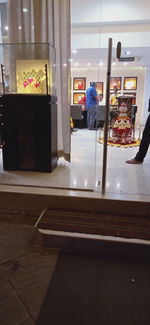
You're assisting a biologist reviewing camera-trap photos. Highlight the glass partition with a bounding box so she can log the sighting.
[0,43,56,96]
[96,0,150,198]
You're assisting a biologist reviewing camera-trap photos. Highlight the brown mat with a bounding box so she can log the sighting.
[37,208,150,241]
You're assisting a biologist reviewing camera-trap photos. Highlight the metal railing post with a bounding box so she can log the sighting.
[102,38,112,195]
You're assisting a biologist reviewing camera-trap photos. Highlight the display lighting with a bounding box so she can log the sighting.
[23,8,28,12]
[4,26,8,31]
[18,26,22,30]
[87,62,91,66]
[98,61,104,66]
[72,49,77,54]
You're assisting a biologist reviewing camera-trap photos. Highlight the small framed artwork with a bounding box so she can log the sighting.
[73,77,86,90]
[96,82,104,95]
[73,92,85,104]
[123,77,137,90]
[110,77,122,90]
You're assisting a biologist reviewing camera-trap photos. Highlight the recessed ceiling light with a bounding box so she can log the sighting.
[98,61,104,66]
[18,26,22,30]
[4,26,8,31]
[126,51,131,55]
[87,62,91,66]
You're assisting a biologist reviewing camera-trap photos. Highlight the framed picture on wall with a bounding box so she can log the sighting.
[96,82,103,95]
[90,81,103,95]
[123,77,137,90]
[123,92,136,105]
[73,77,86,90]
[73,92,86,104]
[110,77,122,90]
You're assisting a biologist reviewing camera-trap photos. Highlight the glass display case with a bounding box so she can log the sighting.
[0,43,57,172]
[0,43,56,96]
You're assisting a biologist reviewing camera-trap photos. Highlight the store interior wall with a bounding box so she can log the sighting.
[71,66,146,127]
[71,0,150,127]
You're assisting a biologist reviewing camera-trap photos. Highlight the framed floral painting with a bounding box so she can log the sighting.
[110,77,122,90]
[73,77,86,90]
[123,77,137,90]
[73,92,86,104]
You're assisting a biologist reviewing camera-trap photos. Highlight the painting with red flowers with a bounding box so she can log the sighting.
[110,77,122,90]
[73,92,86,104]
[16,60,49,94]
[73,77,86,90]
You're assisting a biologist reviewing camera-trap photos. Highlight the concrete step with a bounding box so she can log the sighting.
[36,208,150,260]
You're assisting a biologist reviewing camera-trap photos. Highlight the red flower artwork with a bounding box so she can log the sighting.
[23,81,29,87]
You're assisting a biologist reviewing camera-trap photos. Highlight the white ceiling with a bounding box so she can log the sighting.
[71,0,150,68]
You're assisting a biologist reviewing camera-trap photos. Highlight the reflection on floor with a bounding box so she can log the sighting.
[0,129,150,197]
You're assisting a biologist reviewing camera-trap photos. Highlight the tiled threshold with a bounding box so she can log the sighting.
[0,183,150,224]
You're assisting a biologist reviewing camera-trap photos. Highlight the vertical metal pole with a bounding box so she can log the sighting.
[1,64,5,94]
[102,38,112,195]
[45,64,49,95]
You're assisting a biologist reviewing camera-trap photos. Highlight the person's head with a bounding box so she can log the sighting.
[91,82,96,88]
[113,84,118,94]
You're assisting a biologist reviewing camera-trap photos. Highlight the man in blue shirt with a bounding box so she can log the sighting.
[86,82,99,130]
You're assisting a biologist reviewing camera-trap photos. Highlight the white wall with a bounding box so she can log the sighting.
[71,66,146,127]
[71,0,150,24]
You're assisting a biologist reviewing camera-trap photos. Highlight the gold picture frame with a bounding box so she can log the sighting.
[73,92,86,104]
[73,77,86,90]
[123,77,137,90]
[110,77,122,90]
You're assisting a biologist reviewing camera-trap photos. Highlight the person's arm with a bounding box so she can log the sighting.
[92,87,99,100]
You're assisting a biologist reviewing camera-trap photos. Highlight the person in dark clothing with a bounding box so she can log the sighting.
[126,114,150,164]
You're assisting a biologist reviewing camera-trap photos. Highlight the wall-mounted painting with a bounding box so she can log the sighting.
[90,81,103,95]
[110,77,122,90]
[96,82,103,95]
[123,77,137,90]
[123,92,136,105]
[73,92,86,104]
[73,77,86,90]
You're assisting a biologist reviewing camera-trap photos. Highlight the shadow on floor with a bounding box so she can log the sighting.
[37,251,150,325]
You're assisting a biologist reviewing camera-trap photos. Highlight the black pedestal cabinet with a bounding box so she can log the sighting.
[0,94,57,172]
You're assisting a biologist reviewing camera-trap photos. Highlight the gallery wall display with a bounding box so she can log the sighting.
[73,77,86,90]
[16,60,50,94]
[123,77,137,90]
[110,77,122,90]
[73,92,85,104]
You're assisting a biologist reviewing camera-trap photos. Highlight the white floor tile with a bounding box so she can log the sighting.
[0,129,150,198]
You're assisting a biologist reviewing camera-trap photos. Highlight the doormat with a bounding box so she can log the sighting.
[37,208,150,241]
[37,251,150,325]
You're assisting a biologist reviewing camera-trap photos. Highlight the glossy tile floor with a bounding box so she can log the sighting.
[0,129,150,197]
